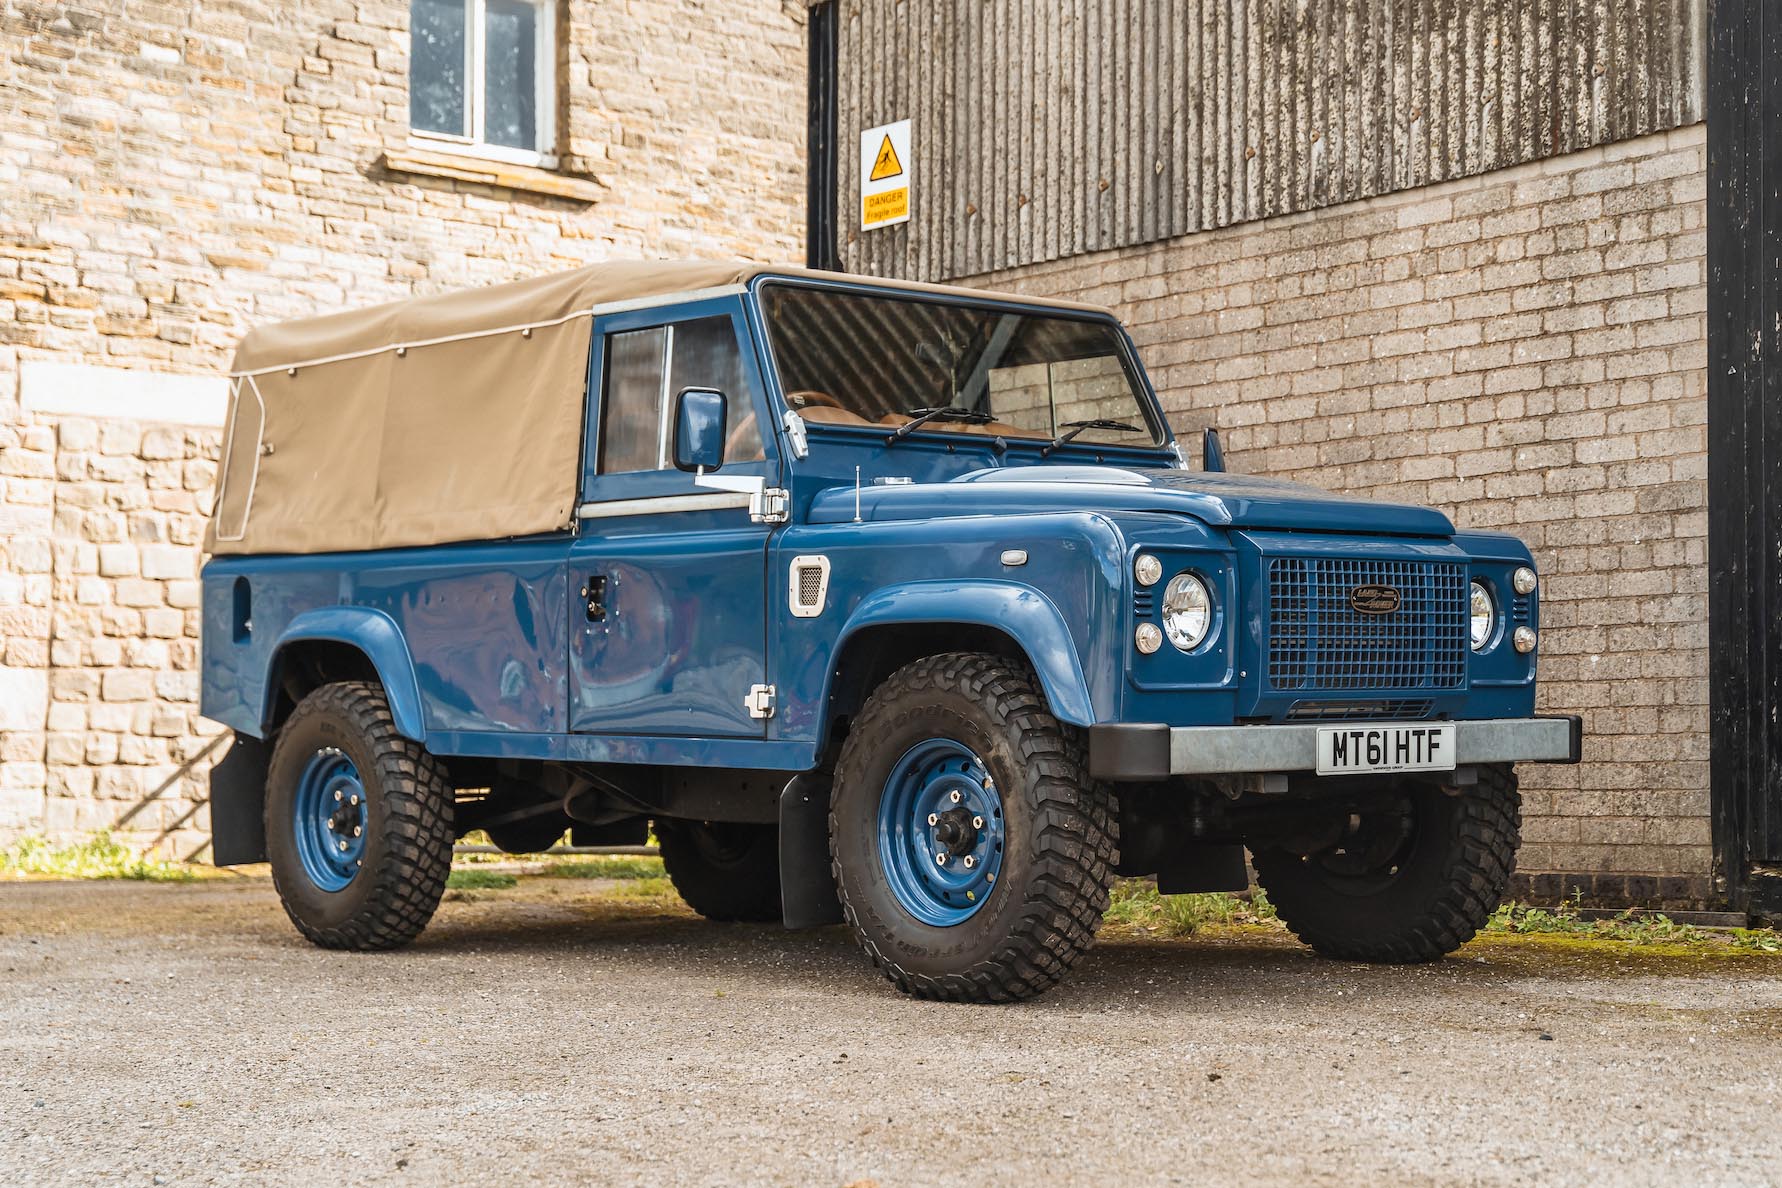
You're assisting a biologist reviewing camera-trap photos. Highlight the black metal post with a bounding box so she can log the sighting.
[806,0,839,272]
[1707,0,1782,915]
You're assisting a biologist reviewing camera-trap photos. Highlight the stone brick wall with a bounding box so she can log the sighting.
[975,125,1711,906]
[0,0,806,854]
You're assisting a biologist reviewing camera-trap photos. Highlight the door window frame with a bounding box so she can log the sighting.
[579,295,780,508]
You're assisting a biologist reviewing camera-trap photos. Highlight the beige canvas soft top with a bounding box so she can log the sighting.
[205,260,1113,556]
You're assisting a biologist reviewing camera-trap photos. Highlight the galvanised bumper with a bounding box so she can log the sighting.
[1088,715,1583,782]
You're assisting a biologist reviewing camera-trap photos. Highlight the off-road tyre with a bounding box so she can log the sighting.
[1251,763,1521,963]
[265,681,455,950]
[829,653,1119,1003]
[654,820,782,922]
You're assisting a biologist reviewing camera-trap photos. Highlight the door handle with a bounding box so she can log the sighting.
[581,576,607,621]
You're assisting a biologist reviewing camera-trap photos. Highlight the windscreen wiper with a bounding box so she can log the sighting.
[886,405,995,444]
[1040,418,1142,457]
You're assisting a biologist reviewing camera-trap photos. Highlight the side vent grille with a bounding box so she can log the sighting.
[789,555,831,618]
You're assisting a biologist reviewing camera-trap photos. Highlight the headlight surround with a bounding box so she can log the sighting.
[1161,572,1213,651]
[1469,580,1496,651]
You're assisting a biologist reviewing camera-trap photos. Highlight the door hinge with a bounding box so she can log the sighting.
[753,488,790,524]
[745,684,776,719]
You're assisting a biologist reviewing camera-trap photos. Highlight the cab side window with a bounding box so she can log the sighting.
[598,315,764,475]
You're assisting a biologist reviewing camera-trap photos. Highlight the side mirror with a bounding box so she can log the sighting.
[1202,426,1226,473]
[672,388,727,473]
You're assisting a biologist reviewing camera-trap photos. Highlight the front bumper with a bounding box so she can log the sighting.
[1088,715,1583,782]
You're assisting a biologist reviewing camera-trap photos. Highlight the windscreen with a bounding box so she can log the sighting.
[761,285,1165,448]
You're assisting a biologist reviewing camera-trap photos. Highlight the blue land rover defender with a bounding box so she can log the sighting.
[201,261,1580,1001]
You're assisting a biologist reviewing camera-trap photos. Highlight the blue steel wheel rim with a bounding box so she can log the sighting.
[291,747,368,893]
[876,738,1006,927]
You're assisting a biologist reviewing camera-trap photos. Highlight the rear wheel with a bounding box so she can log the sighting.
[1250,763,1521,963]
[655,820,781,922]
[830,653,1118,1002]
[265,681,455,950]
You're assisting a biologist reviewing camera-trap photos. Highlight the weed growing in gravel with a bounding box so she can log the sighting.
[1730,929,1782,953]
[445,869,519,891]
[0,832,199,882]
[1103,880,1277,937]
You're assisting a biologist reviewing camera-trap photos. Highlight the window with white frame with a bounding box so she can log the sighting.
[409,0,555,164]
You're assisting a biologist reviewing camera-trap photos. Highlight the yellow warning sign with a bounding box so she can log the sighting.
[859,118,912,231]
[863,188,909,224]
[869,134,903,181]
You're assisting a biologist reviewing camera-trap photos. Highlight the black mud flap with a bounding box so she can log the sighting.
[779,772,842,928]
[209,733,270,866]
[1155,842,1250,896]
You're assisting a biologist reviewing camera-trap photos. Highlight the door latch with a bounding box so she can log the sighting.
[581,576,607,621]
[744,684,776,719]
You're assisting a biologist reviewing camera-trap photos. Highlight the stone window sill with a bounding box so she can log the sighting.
[380,146,605,203]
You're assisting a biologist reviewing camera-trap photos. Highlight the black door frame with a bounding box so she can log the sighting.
[1708,0,1782,915]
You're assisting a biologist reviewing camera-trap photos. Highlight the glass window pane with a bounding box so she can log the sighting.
[410,0,468,137]
[483,0,539,150]
[762,287,1160,446]
[600,328,666,475]
[668,317,763,464]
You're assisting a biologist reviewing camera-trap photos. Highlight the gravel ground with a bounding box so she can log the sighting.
[4,876,1782,1187]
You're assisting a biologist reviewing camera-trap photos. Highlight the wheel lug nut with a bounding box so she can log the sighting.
[927,813,939,826]
[962,855,976,869]
[935,852,948,866]
[949,790,962,804]
[986,872,995,882]
[352,826,362,837]
[350,795,359,806]
[337,840,348,852]
[334,789,342,802]
[972,816,984,829]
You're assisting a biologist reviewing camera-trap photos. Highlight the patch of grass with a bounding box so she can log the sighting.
[0,831,200,882]
[1487,893,1782,953]
[1103,879,1277,937]
[445,869,518,891]
[541,855,664,880]
[607,875,677,902]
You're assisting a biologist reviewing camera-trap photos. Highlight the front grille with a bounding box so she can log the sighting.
[1267,557,1467,692]
[1286,698,1435,721]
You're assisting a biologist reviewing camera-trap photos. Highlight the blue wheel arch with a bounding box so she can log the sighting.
[825,581,1097,727]
[263,607,428,743]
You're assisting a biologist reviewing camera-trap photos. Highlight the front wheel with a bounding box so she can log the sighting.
[830,653,1119,1002]
[265,681,455,950]
[1250,763,1521,963]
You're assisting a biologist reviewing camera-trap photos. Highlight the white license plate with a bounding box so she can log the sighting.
[1315,724,1457,776]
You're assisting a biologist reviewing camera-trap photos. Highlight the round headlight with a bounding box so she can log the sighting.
[1469,581,1496,651]
[1513,566,1538,595]
[1134,553,1163,587]
[1134,622,1163,654]
[1161,573,1213,651]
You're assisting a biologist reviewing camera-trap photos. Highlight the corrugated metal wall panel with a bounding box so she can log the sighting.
[835,0,1706,281]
